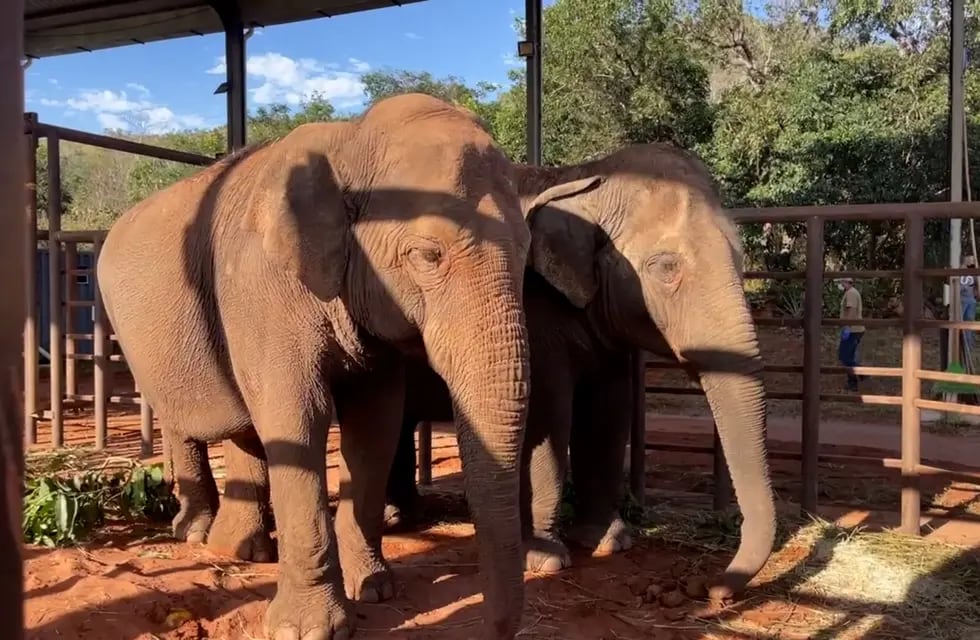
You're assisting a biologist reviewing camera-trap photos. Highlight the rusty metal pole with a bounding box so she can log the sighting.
[23,114,37,446]
[92,237,107,450]
[417,420,432,485]
[46,133,64,448]
[1,0,28,634]
[901,215,924,535]
[629,350,646,506]
[801,215,825,515]
[522,0,543,165]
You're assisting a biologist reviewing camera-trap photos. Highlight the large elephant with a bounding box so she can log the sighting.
[97,93,532,640]
[384,142,776,599]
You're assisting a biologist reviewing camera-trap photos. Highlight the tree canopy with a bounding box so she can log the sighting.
[32,0,980,315]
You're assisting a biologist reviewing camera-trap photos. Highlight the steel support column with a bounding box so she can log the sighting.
[214,0,246,152]
[948,0,966,366]
[522,0,542,165]
[0,0,27,634]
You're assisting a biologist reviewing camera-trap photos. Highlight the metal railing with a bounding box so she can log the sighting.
[22,112,215,456]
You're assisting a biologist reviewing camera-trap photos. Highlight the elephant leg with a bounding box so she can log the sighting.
[383,414,421,531]
[521,368,573,574]
[257,395,352,640]
[206,433,277,563]
[333,360,405,603]
[168,434,219,544]
[567,354,634,556]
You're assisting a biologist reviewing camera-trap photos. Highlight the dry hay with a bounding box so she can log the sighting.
[639,506,980,640]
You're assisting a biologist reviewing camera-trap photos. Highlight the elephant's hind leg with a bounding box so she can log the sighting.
[567,354,634,557]
[333,360,406,603]
[206,434,276,563]
[169,435,220,544]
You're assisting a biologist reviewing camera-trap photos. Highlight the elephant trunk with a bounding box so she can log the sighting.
[686,286,776,600]
[425,283,530,639]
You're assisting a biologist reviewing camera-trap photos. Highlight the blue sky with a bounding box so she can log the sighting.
[24,0,548,134]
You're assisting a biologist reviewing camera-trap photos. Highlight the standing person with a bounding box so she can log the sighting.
[960,255,977,353]
[838,278,865,392]
[0,1,26,637]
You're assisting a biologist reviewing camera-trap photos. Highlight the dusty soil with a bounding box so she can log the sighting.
[22,325,980,639]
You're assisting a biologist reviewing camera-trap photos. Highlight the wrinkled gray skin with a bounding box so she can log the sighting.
[385,143,777,599]
[97,93,532,640]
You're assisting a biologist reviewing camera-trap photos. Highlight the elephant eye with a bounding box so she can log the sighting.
[647,253,682,284]
[408,246,443,271]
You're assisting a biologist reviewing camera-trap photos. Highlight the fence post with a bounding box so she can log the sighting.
[801,215,825,515]
[23,114,37,446]
[901,214,924,535]
[46,132,64,448]
[63,240,76,398]
[93,237,108,450]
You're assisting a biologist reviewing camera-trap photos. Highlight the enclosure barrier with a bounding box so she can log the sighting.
[22,113,215,456]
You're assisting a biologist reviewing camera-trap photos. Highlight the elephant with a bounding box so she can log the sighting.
[96,93,533,640]
[381,142,776,600]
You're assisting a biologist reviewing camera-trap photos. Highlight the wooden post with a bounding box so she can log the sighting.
[417,420,432,485]
[46,133,64,448]
[63,241,76,398]
[801,215,825,515]
[23,115,37,446]
[901,215,924,535]
[93,237,108,450]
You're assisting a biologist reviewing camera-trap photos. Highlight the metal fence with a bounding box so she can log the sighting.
[22,112,215,455]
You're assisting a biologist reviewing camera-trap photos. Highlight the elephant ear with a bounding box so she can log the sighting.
[247,145,351,302]
[525,175,603,308]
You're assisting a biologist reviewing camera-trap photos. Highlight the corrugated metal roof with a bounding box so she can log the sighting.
[25,0,427,58]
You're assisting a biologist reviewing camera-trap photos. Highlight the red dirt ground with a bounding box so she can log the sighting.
[21,325,980,639]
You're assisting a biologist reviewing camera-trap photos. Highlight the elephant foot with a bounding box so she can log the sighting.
[264,580,354,640]
[567,517,633,557]
[383,489,422,532]
[340,547,395,603]
[206,502,277,562]
[171,501,214,545]
[523,533,571,574]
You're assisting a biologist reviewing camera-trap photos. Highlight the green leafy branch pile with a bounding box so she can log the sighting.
[23,448,180,547]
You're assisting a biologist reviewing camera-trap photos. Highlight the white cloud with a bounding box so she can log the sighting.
[126,82,150,95]
[39,98,61,106]
[207,52,368,107]
[53,88,206,133]
[48,78,59,86]
[404,31,422,40]
[502,52,521,67]
[348,57,370,73]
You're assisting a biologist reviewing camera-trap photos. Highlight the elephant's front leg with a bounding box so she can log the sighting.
[168,433,220,544]
[206,434,277,563]
[257,393,352,640]
[567,354,634,556]
[333,360,406,603]
[521,367,574,574]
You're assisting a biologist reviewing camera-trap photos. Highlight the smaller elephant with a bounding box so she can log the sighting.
[383,143,776,599]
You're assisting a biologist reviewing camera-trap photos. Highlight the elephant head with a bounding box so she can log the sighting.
[517,143,774,599]
[250,93,531,635]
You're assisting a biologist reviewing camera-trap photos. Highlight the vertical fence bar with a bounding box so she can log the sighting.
[46,132,63,448]
[712,424,732,510]
[901,214,924,535]
[23,115,37,446]
[62,241,76,398]
[417,420,432,485]
[92,237,108,450]
[800,215,824,515]
[629,349,646,506]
